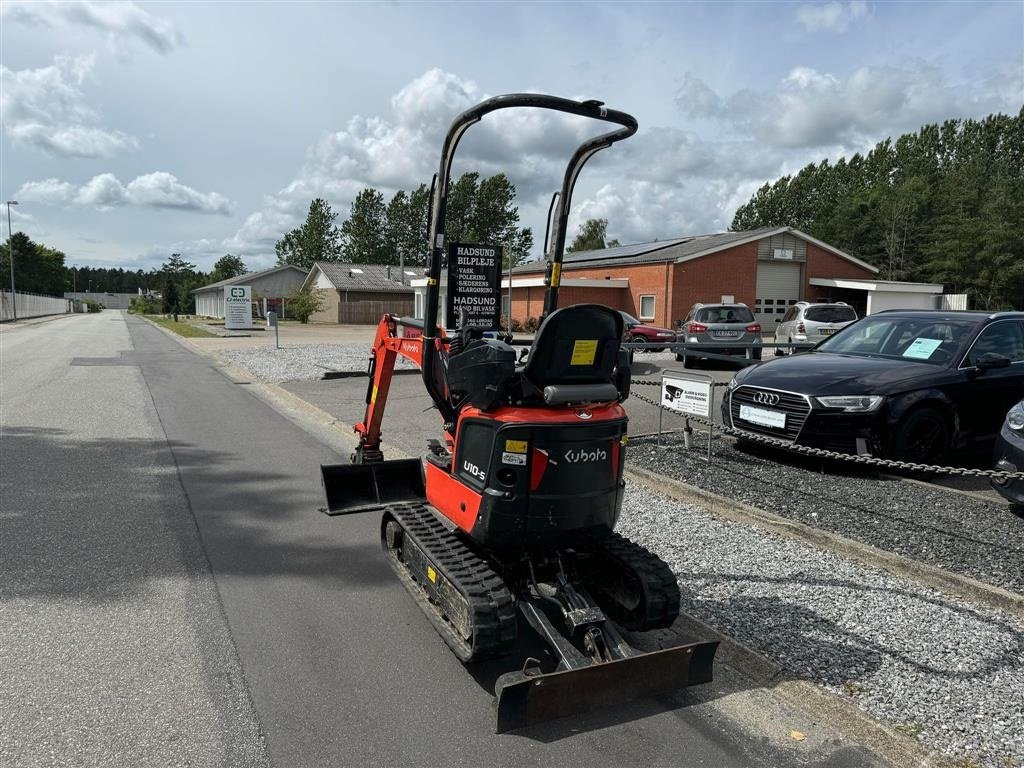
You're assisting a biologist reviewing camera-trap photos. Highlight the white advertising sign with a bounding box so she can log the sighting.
[224,285,253,330]
[662,375,711,417]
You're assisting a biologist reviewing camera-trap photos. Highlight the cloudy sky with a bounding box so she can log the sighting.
[2,1,1021,272]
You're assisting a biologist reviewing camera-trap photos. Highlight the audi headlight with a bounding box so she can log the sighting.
[815,395,884,412]
[1008,402,1024,431]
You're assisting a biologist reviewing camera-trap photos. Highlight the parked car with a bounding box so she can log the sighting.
[675,303,762,368]
[721,310,1024,462]
[620,311,676,351]
[774,301,858,355]
[991,399,1024,507]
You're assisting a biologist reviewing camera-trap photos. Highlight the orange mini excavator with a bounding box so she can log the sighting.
[321,94,717,732]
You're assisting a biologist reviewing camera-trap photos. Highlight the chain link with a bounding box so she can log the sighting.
[628,379,1024,481]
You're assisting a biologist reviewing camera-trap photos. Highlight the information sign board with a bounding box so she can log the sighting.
[445,243,502,329]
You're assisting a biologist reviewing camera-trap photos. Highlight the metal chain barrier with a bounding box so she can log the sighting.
[628,378,1024,481]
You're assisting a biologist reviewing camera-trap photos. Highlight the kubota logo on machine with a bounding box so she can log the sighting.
[563,447,607,464]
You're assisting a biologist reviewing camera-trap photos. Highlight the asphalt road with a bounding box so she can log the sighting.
[1,312,885,767]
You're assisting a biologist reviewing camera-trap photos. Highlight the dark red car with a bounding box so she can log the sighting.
[620,311,677,351]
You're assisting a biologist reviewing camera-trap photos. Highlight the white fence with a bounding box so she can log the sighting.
[0,290,75,322]
[935,293,969,311]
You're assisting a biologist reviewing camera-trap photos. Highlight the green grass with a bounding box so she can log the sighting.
[143,315,216,338]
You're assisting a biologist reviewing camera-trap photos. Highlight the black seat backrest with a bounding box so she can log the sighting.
[522,304,624,390]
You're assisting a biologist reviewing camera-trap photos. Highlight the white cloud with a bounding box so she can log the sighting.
[14,178,76,205]
[17,173,233,215]
[222,69,615,257]
[675,62,1022,149]
[0,56,139,158]
[2,1,183,54]
[125,172,232,214]
[795,1,869,33]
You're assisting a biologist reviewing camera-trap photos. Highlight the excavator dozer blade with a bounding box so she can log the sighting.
[494,639,718,733]
[320,458,424,515]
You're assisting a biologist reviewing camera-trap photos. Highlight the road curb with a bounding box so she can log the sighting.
[625,465,1023,622]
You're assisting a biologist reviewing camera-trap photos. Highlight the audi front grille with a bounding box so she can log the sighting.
[729,386,811,442]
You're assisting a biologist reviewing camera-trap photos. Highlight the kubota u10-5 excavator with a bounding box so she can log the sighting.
[320,94,718,732]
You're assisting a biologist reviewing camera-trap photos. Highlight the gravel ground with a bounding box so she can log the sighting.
[628,432,1024,594]
[618,482,1024,768]
[220,343,414,383]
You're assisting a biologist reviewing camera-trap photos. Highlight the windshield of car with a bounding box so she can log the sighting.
[696,306,754,324]
[805,305,857,323]
[620,312,640,326]
[816,316,977,364]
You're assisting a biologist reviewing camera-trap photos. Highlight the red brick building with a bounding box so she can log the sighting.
[507,226,879,328]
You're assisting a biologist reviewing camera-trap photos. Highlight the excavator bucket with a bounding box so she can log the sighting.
[494,639,718,733]
[320,458,424,515]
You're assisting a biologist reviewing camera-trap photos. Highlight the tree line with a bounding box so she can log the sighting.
[275,172,535,270]
[731,109,1024,310]
[0,234,248,314]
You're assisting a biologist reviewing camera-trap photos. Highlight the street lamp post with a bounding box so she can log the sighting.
[5,200,18,321]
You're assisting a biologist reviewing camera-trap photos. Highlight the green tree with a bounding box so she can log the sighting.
[568,218,613,252]
[0,232,68,296]
[211,254,246,282]
[276,198,344,269]
[340,189,388,264]
[383,189,430,266]
[162,280,180,317]
[730,109,1024,310]
[285,286,326,323]
[159,253,199,315]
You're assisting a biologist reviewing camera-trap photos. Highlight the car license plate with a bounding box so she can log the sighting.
[712,330,739,338]
[819,328,836,335]
[739,404,786,429]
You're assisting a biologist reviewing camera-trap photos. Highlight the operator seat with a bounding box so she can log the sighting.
[520,304,630,405]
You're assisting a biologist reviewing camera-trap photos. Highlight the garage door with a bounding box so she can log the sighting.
[755,261,801,327]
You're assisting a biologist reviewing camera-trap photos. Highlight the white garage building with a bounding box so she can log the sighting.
[192,265,308,319]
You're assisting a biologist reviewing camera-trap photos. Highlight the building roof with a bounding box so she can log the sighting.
[191,264,309,294]
[513,227,879,274]
[304,261,415,294]
[809,277,943,293]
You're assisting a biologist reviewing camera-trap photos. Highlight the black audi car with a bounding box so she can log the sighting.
[721,310,1024,462]
[992,399,1024,506]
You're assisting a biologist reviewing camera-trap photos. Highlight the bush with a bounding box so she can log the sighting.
[83,299,104,313]
[129,295,161,314]
[524,316,539,332]
[285,287,326,324]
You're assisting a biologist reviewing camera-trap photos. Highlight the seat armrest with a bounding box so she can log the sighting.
[542,383,620,405]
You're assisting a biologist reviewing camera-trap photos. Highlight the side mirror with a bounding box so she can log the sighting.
[976,352,1012,371]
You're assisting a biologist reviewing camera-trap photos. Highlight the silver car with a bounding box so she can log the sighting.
[675,303,763,368]
[774,301,858,354]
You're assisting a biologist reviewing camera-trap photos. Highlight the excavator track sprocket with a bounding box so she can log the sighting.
[381,502,516,662]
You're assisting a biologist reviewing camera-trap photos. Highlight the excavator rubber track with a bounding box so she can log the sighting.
[579,532,682,631]
[381,503,517,662]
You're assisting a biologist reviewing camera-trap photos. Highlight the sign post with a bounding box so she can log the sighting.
[224,285,253,330]
[660,371,715,461]
[267,310,279,349]
[446,243,502,330]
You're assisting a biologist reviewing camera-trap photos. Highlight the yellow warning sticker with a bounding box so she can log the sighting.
[426,566,437,583]
[570,339,598,366]
[550,262,562,287]
[504,439,528,454]
[371,385,378,403]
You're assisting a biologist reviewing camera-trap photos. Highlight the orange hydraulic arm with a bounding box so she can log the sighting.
[353,314,448,462]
